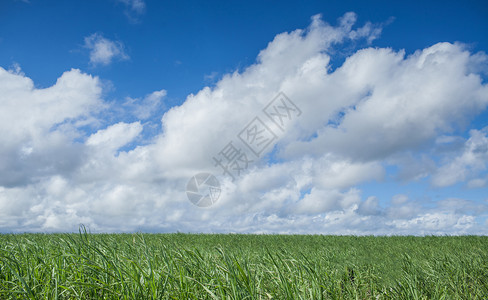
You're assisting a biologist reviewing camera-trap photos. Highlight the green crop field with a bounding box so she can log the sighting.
[1,229,487,299]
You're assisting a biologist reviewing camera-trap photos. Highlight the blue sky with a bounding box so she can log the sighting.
[0,0,488,234]
[2,0,487,102]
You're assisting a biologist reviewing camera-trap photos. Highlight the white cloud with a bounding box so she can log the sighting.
[116,0,146,22]
[86,122,143,153]
[1,13,488,234]
[467,178,487,188]
[293,188,361,215]
[84,33,129,66]
[282,42,488,162]
[0,66,103,187]
[123,89,166,120]
[387,213,477,235]
[432,127,488,187]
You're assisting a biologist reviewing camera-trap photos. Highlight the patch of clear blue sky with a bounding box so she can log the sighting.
[1,0,487,107]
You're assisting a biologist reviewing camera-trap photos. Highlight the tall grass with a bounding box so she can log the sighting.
[1,228,487,299]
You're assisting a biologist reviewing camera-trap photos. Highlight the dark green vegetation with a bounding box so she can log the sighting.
[1,230,487,299]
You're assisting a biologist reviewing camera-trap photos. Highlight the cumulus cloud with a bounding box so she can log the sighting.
[123,89,166,120]
[432,127,488,187]
[0,67,103,187]
[84,33,129,66]
[282,43,488,162]
[86,122,143,153]
[1,13,488,234]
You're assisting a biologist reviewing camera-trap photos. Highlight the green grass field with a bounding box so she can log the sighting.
[1,228,487,299]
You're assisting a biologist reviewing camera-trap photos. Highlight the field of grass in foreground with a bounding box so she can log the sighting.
[1,230,487,299]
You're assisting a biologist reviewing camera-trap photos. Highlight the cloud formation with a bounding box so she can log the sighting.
[123,89,167,120]
[432,128,488,187]
[0,67,103,187]
[1,13,487,234]
[84,33,129,66]
[116,0,146,22]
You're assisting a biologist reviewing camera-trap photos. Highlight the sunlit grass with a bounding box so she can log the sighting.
[1,227,487,299]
